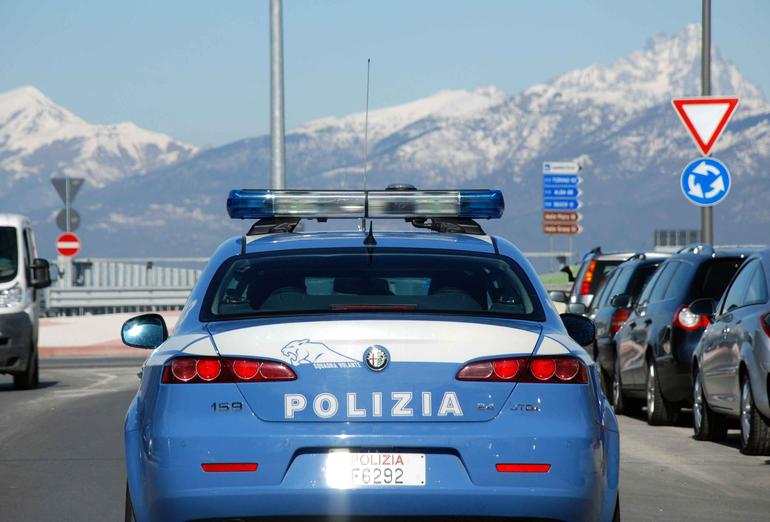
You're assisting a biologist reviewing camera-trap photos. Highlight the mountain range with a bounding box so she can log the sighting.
[1,24,768,266]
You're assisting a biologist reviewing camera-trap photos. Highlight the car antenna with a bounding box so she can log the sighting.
[363,221,377,246]
[360,58,371,232]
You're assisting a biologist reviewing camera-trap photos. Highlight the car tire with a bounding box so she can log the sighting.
[13,349,39,390]
[740,375,770,455]
[646,359,679,426]
[125,483,136,522]
[612,494,621,522]
[612,357,640,415]
[692,367,727,441]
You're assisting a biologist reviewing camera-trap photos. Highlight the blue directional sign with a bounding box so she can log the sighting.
[543,175,581,186]
[544,199,581,210]
[543,187,579,198]
[680,157,731,207]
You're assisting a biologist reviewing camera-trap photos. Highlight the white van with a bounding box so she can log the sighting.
[0,214,51,389]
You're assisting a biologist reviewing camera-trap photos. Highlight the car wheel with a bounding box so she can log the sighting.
[739,376,770,455]
[612,357,640,415]
[125,483,136,522]
[692,367,727,441]
[646,359,679,426]
[13,349,39,390]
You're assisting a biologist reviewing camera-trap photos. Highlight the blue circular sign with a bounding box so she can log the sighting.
[680,157,731,207]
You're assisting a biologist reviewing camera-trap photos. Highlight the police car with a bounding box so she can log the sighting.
[122,187,620,522]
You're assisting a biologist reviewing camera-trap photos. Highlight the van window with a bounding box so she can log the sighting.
[0,227,19,283]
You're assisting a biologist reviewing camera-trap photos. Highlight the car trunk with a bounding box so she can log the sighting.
[207,317,543,423]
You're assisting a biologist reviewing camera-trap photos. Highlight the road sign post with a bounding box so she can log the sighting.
[671,1,739,245]
[51,177,84,232]
[542,162,583,239]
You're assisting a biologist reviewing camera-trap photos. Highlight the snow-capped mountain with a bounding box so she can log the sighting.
[5,24,770,263]
[0,86,197,187]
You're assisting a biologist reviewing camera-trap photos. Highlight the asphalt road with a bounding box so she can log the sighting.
[1,361,769,522]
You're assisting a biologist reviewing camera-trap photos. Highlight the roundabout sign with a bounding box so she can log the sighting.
[680,158,731,207]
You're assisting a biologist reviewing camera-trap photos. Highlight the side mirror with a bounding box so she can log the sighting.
[560,265,575,283]
[121,313,168,349]
[28,258,51,289]
[688,298,716,319]
[560,313,596,346]
[567,302,587,315]
[549,290,568,304]
[610,293,632,309]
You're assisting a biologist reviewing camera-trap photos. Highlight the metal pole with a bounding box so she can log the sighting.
[701,0,713,244]
[270,0,286,189]
[65,178,71,233]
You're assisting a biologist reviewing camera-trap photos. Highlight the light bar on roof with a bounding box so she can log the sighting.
[227,189,504,220]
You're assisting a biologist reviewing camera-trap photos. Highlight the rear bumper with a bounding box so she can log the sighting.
[156,483,602,522]
[0,311,33,373]
[129,433,616,522]
[126,381,619,522]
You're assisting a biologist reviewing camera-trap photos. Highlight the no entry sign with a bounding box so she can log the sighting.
[56,232,81,257]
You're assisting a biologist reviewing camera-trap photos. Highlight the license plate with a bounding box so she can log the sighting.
[325,451,426,488]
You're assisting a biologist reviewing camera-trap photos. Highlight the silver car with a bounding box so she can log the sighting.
[690,248,770,455]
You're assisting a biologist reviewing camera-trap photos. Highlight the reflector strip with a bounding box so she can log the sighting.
[201,463,258,472]
[496,463,551,473]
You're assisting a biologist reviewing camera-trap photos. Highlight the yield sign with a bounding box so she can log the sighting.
[672,97,739,155]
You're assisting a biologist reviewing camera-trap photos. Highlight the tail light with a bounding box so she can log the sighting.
[761,313,770,338]
[456,356,586,384]
[673,305,710,331]
[579,260,597,295]
[610,307,630,338]
[162,357,296,384]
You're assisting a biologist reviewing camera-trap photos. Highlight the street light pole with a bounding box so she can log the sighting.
[270,0,286,189]
[701,0,713,244]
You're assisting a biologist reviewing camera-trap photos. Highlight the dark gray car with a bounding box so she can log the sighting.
[691,248,770,455]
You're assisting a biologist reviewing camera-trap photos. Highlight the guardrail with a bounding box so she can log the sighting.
[46,286,192,315]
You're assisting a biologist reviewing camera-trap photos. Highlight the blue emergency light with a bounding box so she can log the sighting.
[226,189,504,220]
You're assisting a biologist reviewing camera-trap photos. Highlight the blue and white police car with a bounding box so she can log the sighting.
[122,187,620,522]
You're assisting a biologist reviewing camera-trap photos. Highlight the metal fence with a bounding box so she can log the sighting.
[46,257,208,316]
[44,252,574,316]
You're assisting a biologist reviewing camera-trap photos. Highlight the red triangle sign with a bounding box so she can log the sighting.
[672,97,739,155]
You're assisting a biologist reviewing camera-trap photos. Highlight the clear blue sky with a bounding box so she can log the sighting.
[2,0,768,146]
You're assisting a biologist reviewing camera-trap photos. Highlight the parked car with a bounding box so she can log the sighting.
[586,253,669,405]
[614,245,747,425]
[690,248,770,454]
[0,214,51,389]
[566,248,634,308]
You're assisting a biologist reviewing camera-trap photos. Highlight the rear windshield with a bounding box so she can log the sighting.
[202,248,545,322]
[626,263,660,300]
[574,259,625,295]
[696,258,744,299]
[0,227,18,284]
